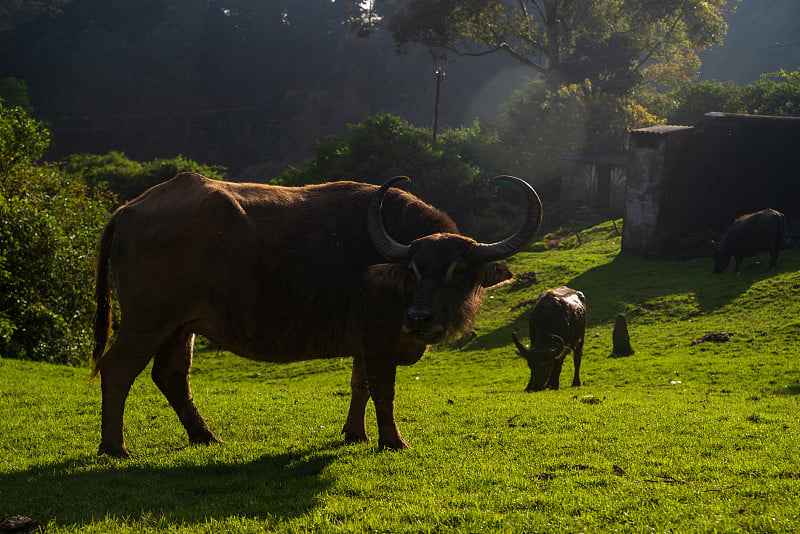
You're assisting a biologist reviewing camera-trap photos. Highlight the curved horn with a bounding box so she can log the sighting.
[548,334,569,360]
[368,176,412,262]
[470,175,543,262]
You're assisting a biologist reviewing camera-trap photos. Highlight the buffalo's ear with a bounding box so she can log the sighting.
[365,263,414,293]
[481,262,514,288]
[511,331,528,354]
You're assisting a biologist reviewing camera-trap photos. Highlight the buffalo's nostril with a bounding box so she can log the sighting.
[405,309,433,329]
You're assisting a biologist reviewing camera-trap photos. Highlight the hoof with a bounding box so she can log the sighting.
[343,431,369,444]
[98,443,132,458]
[378,437,411,450]
[188,428,222,445]
[342,423,369,444]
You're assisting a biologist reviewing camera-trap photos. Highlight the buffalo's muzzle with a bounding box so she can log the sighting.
[403,309,445,343]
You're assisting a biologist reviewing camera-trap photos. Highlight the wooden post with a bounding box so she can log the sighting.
[432,66,445,143]
[611,314,634,356]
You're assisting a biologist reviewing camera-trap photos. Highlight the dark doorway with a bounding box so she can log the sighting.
[595,165,611,209]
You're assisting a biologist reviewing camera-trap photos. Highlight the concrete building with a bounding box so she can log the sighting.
[621,113,800,253]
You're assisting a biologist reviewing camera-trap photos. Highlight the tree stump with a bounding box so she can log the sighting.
[611,314,634,357]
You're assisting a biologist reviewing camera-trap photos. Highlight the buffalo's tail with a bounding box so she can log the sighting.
[90,214,117,379]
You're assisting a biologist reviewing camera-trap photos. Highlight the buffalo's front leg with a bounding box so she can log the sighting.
[365,359,409,450]
[342,354,370,443]
[547,359,564,390]
[525,373,538,392]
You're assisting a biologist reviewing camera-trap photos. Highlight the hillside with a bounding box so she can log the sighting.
[1,220,799,533]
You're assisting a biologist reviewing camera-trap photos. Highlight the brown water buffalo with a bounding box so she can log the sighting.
[511,286,586,392]
[92,172,542,457]
[712,208,786,274]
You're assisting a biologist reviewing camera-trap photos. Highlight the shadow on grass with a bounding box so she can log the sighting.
[466,248,799,353]
[0,442,341,529]
[774,381,800,396]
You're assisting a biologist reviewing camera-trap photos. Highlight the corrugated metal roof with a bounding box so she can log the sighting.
[631,125,693,135]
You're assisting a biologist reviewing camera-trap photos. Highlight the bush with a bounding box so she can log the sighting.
[0,170,113,364]
[62,151,226,202]
[274,113,525,241]
[751,69,800,116]
[665,68,800,125]
[0,78,32,111]
[665,80,751,125]
[0,102,115,364]
[0,102,49,178]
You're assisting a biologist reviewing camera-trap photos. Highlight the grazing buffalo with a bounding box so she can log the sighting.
[92,172,542,457]
[511,286,586,392]
[712,208,786,274]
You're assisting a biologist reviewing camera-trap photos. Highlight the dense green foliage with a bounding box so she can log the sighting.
[498,79,663,179]
[0,76,31,110]
[0,102,113,364]
[663,69,800,125]
[367,0,731,94]
[275,113,522,241]
[0,99,48,176]
[2,220,799,532]
[62,151,225,203]
[494,67,800,182]
[0,102,235,364]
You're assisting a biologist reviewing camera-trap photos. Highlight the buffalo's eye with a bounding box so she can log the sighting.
[446,259,467,281]
[409,260,422,280]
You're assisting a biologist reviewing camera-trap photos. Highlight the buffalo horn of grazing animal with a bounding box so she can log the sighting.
[368,175,543,262]
[512,333,568,359]
[549,334,569,359]
[537,334,569,360]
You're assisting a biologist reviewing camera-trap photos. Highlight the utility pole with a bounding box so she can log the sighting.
[432,66,445,143]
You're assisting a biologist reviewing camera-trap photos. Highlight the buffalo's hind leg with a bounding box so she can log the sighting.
[342,354,371,443]
[97,330,161,458]
[152,327,220,446]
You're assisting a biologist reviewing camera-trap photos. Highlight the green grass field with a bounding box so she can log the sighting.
[2,220,799,533]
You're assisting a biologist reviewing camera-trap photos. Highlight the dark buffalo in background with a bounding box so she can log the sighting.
[91,172,542,457]
[511,286,586,392]
[712,208,785,273]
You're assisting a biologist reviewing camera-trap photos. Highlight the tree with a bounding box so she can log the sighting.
[357,0,734,94]
[0,0,70,36]
[498,78,663,180]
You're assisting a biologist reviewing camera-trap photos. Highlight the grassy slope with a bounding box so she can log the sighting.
[1,220,799,533]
